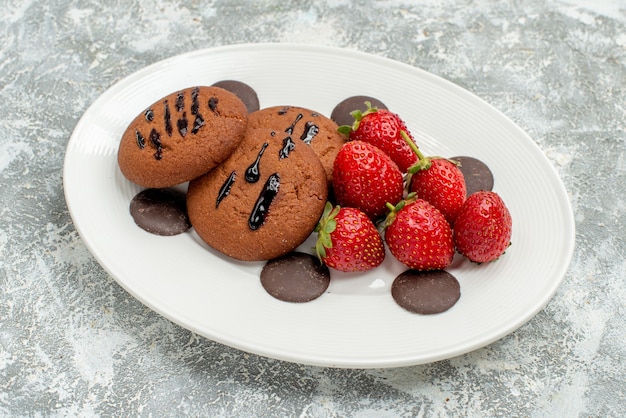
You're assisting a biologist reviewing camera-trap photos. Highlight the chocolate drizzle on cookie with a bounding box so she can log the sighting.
[163,100,173,137]
[191,114,205,134]
[279,136,295,159]
[286,113,303,134]
[300,121,319,144]
[208,97,219,113]
[216,171,236,208]
[191,87,205,134]
[149,128,162,160]
[135,88,209,158]
[175,92,185,111]
[135,130,145,149]
[283,112,320,146]
[177,112,188,137]
[245,142,268,183]
[191,87,200,115]
[277,114,306,159]
[249,173,280,230]
[174,91,188,137]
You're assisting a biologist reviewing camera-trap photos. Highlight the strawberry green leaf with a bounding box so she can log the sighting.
[350,109,363,121]
[337,125,352,135]
[324,219,337,234]
[315,241,327,259]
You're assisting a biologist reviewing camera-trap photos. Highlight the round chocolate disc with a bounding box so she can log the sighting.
[261,252,331,303]
[450,156,494,197]
[391,270,461,314]
[330,95,387,127]
[212,80,260,113]
[130,188,191,236]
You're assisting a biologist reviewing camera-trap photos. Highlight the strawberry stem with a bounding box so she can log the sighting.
[401,130,423,159]
[382,194,417,228]
[402,131,432,173]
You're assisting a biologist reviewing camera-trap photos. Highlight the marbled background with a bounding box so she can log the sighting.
[1,0,624,416]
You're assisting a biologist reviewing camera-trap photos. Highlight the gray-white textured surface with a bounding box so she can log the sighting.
[1,0,625,416]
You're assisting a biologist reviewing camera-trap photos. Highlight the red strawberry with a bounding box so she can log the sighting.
[453,191,512,263]
[315,202,385,272]
[338,102,419,172]
[383,198,455,271]
[332,140,404,220]
[409,157,467,226]
[400,131,467,226]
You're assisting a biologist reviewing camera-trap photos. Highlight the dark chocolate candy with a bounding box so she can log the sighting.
[212,80,260,113]
[391,270,461,314]
[330,96,387,127]
[450,156,494,197]
[130,188,191,236]
[261,252,330,303]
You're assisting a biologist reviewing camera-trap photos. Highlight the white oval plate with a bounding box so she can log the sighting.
[63,44,575,368]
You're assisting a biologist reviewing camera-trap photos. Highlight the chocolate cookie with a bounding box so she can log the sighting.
[211,80,260,113]
[261,252,330,303]
[330,95,387,127]
[118,86,248,188]
[187,128,328,261]
[450,156,494,196]
[129,188,191,236]
[247,106,347,182]
[391,270,461,315]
